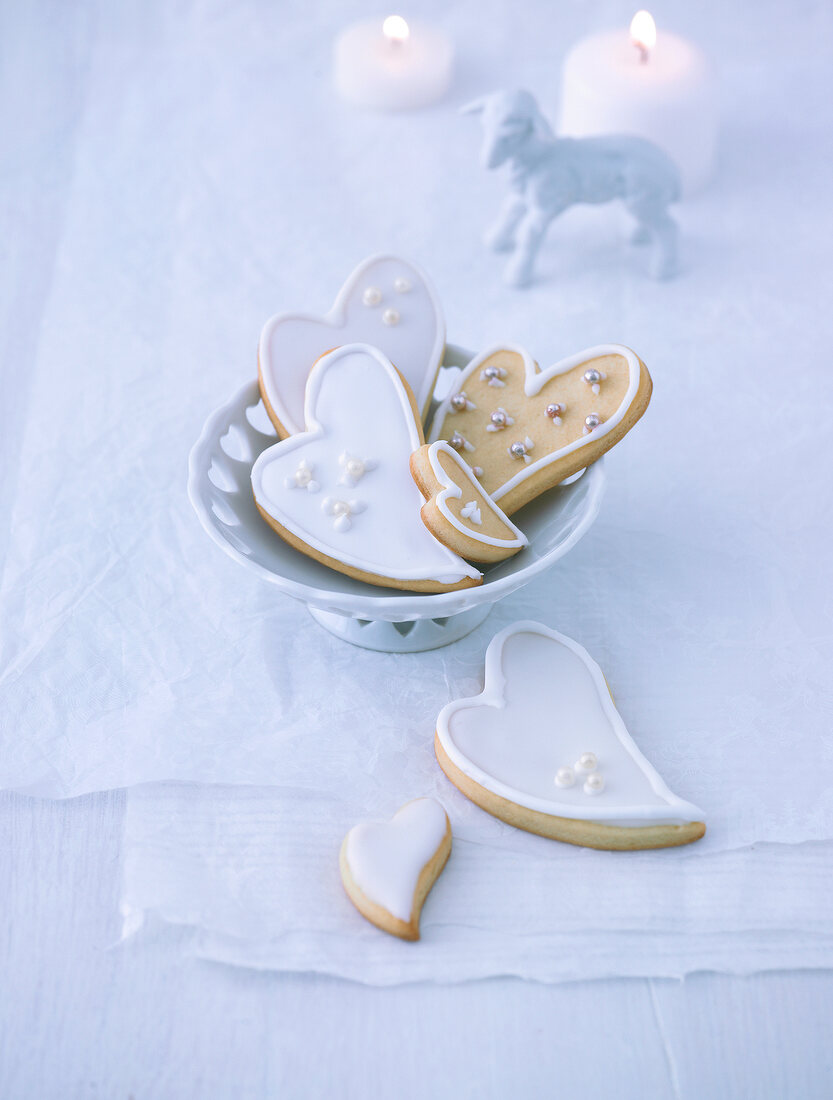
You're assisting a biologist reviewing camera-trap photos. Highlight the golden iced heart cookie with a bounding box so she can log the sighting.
[251,344,482,593]
[258,254,444,437]
[340,798,452,941]
[435,621,705,851]
[429,344,652,514]
[410,440,528,563]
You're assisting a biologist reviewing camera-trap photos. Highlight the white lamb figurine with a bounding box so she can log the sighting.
[463,89,681,286]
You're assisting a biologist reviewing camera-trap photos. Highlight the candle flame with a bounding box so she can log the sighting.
[382,15,410,44]
[630,10,656,58]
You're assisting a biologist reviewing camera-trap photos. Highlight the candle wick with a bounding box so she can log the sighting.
[636,42,649,64]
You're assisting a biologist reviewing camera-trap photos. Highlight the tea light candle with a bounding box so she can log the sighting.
[558,11,717,194]
[334,15,454,111]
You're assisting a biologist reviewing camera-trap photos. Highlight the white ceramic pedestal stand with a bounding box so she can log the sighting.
[188,346,606,652]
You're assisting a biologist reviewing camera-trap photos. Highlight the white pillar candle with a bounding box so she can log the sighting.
[334,16,454,111]
[558,12,717,195]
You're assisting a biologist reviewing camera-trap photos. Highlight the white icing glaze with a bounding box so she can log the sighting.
[321,496,365,532]
[252,346,481,585]
[436,621,704,828]
[460,501,482,524]
[259,255,445,434]
[592,383,600,395]
[338,451,376,487]
[344,798,449,923]
[284,458,320,493]
[425,442,528,550]
[430,344,641,503]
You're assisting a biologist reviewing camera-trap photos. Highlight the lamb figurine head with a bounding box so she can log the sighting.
[462,89,554,170]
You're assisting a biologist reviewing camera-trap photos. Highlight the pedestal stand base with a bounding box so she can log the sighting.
[308,602,493,652]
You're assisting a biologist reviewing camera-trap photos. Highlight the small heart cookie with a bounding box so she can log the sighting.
[435,621,705,851]
[410,441,528,563]
[340,798,452,941]
[429,344,652,514]
[259,254,445,437]
[251,344,482,592]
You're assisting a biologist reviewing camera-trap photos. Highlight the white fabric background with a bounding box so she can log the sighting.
[2,0,833,1070]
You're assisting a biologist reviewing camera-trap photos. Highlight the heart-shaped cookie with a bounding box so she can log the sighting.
[340,798,452,941]
[259,254,445,437]
[435,621,705,850]
[251,344,482,592]
[410,441,528,563]
[429,344,652,514]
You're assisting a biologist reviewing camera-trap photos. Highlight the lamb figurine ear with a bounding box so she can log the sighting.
[505,88,554,139]
[528,101,554,140]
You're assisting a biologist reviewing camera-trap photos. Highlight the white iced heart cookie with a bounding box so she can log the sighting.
[340,798,452,941]
[251,344,482,592]
[258,254,445,437]
[430,344,652,514]
[410,440,528,564]
[435,621,705,850]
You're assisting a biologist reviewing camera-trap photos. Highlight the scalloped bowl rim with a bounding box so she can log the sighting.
[187,373,606,621]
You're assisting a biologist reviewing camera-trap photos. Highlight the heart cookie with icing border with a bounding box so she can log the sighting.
[251,344,482,593]
[429,344,652,514]
[435,621,705,851]
[340,798,452,941]
[259,254,445,437]
[410,441,528,563]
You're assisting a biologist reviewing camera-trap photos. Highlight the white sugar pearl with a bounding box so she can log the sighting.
[554,766,575,789]
[332,501,349,516]
[393,277,411,293]
[575,752,598,774]
[382,307,400,326]
[362,286,382,306]
[584,773,605,795]
[346,459,364,479]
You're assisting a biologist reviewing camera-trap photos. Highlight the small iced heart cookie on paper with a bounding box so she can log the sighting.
[429,344,652,515]
[435,621,705,851]
[251,344,482,593]
[259,254,445,437]
[340,798,452,941]
[410,441,528,564]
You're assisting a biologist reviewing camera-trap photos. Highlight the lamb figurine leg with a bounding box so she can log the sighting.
[484,193,526,253]
[463,89,681,285]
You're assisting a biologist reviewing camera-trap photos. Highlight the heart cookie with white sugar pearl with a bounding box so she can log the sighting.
[258,254,444,437]
[340,798,452,941]
[410,441,528,563]
[251,344,482,593]
[429,344,652,514]
[435,621,705,851]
